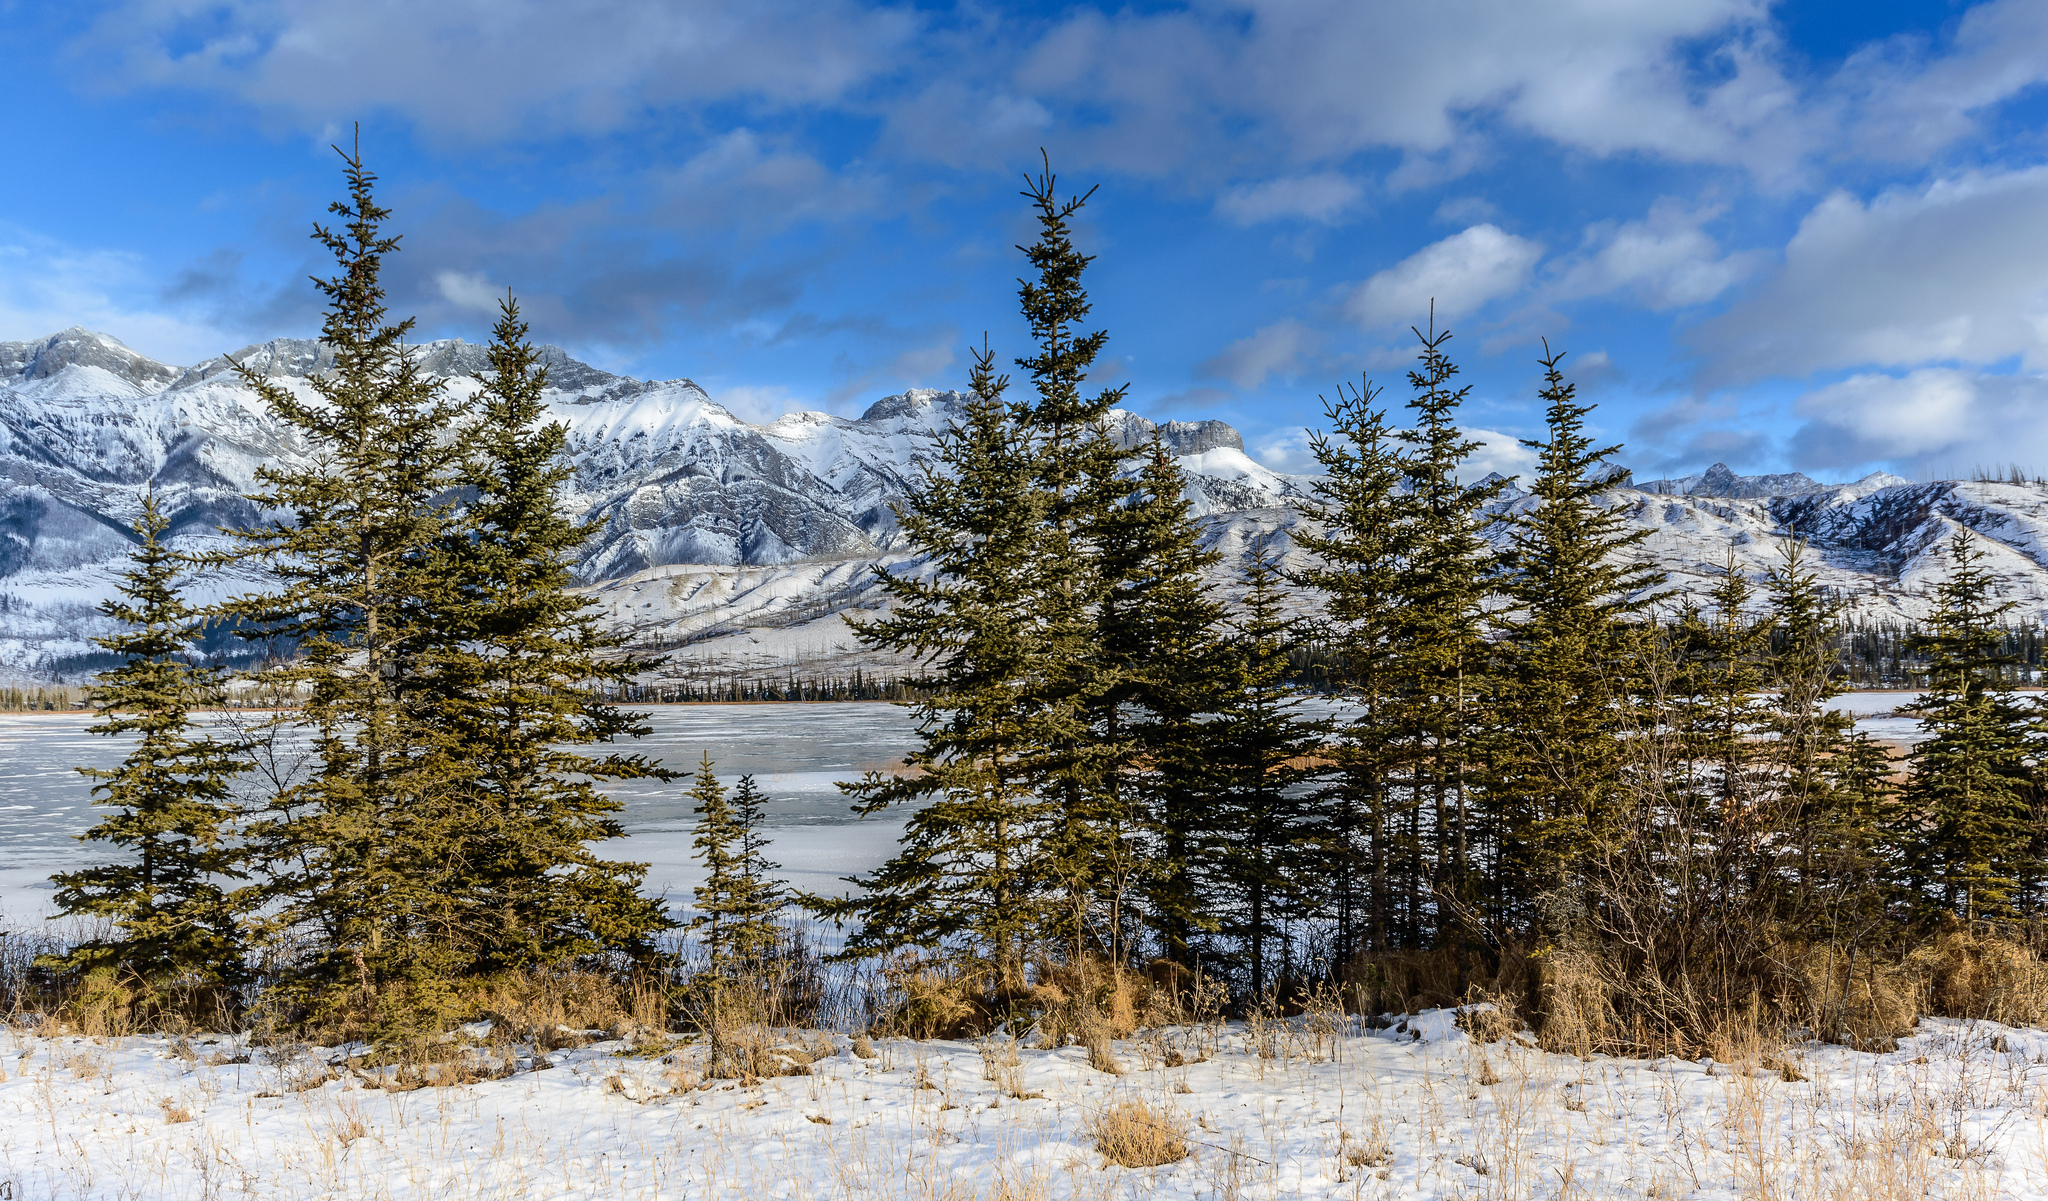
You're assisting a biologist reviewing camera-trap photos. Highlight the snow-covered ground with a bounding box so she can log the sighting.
[2,1007,2045,1199]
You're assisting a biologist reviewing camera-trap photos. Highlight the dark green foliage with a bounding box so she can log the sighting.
[819,343,1052,995]
[1290,381,1413,959]
[408,296,672,973]
[1489,342,1665,939]
[1198,541,1326,998]
[687,759,786,973]
[45,496,248,1024]
[220,141,475,1032]
[1893,530,2041,923]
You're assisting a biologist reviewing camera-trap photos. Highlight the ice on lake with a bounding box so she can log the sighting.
[0,703,924,925]
[0,693,1936,927]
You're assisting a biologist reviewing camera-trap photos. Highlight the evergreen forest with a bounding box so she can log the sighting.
[30,144,2048,1058]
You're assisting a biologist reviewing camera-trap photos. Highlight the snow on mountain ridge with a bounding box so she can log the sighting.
[5,329,2048,682]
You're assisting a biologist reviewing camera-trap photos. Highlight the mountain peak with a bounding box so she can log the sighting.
[0,328,180,392]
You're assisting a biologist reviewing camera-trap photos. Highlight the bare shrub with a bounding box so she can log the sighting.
[1091,1099,1188,1168]
[1455,1001,1520,1045]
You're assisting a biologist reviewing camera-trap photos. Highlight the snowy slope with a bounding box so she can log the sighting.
[4,327,2048,681]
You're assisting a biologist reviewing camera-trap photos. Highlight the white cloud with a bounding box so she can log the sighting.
[1788,367,2048,474]
[77,0,917,142]
[1344,225,1542,329]
[1696,166,2048,382]
[1458,427,1539,482]
[1249,426,1322,474]
[1215,173,1364,226]
[711,383,813,425]
[1200,320,1320,390]
[434,270,502,315]
[1831,0,2048,165]
[1551,199,1763,310]
[0,225,236,366]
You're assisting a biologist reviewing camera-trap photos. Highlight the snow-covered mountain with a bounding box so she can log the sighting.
[1,327,2043,682]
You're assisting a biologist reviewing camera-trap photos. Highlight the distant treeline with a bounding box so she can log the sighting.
[625,671,926,703]
[1840,615,2044,687]
[0,685,85,711]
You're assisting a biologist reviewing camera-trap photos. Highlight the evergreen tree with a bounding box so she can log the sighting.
[1762,537,1891,963]
[1389,319,1510,958]
[1291,382,1413,958]
[1200,540,1327,999]
[1490,343,1664,940]
[687,759,785,973]
[1893,529,2040,923]
[1007,158,1133,961]
[220,138,474,1032]
[818,344,1052,1002]
[1114,441,1229,972]
[409,296,672,973]
[46,496,249,1024]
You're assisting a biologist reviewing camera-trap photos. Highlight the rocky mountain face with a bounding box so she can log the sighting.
[0,328,2042,682]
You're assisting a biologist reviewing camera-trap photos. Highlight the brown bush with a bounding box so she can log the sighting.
[1908,925,2048,1028]
[1091,1100,1188,1168]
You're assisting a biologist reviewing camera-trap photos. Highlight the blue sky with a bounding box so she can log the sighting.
[3,1,2047,483]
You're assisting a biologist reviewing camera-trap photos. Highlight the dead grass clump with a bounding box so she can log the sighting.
[1455,1001,1521,1045]
[1347,947,1461,1015]
[158,1097,194,1124]
[1091,1099,1188,1168]
[1029,958,1150,1048]
[872,953,988,1039]
[851,1033,878,1059]
[1534,949,1616,1056]
[1908,925,2048,1028]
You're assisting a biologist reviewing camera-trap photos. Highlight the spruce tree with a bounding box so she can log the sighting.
[1291,382,1413,957]
[1008,159,1133,962]
[1200,540,1327,999]
[1114,440,1229,972]
[1389,319,1510,957]
[687,759,785,974]
[1490,343,1664,940]
[1762,537,1891,962]
[409,296,672,973]
[46,496,249,1025]
[818,343,1053,1002]
[1893,529,2040,923]
[221,138,474,1032]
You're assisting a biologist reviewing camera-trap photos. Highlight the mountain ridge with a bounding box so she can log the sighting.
[1,328,2044,682]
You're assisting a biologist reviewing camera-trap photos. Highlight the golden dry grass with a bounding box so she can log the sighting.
[1090,1099,1188,1168]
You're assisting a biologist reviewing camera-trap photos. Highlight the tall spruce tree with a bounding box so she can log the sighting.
[1894,529,2041,923]
[819,344,1052,1001]
[408,296,672,973]
[221,138,475,1031]
[47,496,249,1024]
[1491,343,1664,941]
[1390,319,1509,958]
[1008,159,1133,962]
[1291,382,1413,957]
[1099,439,1228,971]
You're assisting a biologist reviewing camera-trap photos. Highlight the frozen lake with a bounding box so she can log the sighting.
[0,703,924,926]
[0,693,1936,928]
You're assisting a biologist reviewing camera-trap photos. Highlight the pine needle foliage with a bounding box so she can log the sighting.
[1200,540,1327,998]
[408,296,672,973]
[687,759,786,974]
[1290,380,1413,958]
[219,139,476,1032]
[820,342,1051,996]
[1894,530,2042,923]
[1490,342,1665,939]
[45,496,249,1024]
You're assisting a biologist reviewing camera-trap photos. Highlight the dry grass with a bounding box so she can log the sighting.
[157,1096,194,1124]
[1090,1099,1189,1168]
